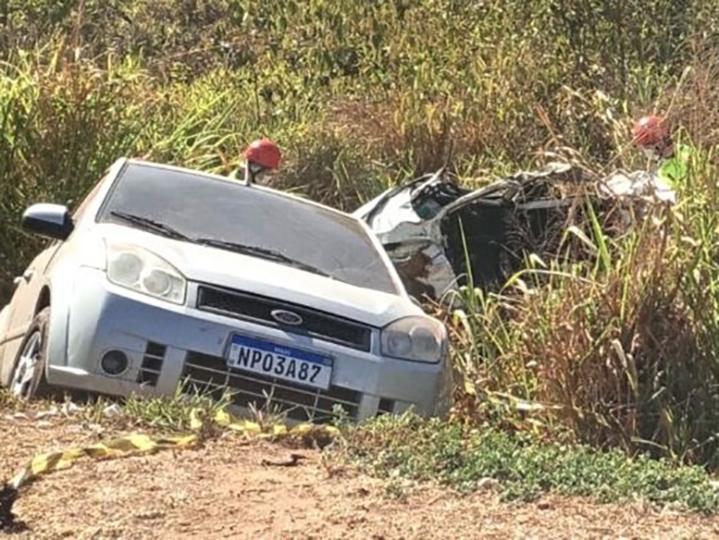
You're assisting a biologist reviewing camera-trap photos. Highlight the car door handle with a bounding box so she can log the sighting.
[12,268,36,287]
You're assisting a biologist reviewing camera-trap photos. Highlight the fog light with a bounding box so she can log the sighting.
[101,350,129,376]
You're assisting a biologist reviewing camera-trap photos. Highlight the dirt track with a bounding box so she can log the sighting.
[2,411,719,539]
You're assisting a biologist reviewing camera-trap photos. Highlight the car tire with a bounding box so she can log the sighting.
[9,307,51,401]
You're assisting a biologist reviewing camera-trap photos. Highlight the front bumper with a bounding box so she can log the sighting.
[47,268,451,422]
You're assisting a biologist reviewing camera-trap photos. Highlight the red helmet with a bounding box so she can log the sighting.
[244,138,281,170]
[632,115,670,148]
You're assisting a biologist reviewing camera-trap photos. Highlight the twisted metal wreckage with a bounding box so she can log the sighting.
[354,163,675,303]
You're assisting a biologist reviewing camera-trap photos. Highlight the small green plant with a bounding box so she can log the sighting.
[245,391,289,428]
[121,383,234,433]
[0,389,19,411]
[331,403,353,432]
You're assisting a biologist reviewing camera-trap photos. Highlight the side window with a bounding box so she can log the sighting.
[71,174,108,222]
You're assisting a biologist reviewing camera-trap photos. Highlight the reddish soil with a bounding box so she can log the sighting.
[2,408,719,539]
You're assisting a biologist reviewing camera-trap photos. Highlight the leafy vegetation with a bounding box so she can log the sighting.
[0,389,19,411]
[97,386,234,433]
[2,0,719,473]
[343,412,719,515]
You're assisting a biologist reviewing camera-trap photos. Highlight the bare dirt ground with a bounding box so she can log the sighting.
[2,410,719,539]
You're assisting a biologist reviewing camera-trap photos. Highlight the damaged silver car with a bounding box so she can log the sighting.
[0,158,452,423]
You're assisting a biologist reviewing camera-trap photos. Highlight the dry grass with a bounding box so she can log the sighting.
[449,143,719,465]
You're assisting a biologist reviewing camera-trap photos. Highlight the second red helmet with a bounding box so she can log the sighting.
[632,115,670,148]
[244,138,282,170]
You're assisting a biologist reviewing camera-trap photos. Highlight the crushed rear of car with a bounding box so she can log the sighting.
[354,162,675,302]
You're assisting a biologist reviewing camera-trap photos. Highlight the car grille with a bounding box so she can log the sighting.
[137,342,166,386]
[181,351,361,423]
[196,285,372,352]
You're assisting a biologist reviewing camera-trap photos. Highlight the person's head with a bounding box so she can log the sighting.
[243,138,281,184]
[633,115,673,160]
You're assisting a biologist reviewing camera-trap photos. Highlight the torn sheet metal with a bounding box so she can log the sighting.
[355,163,675,303]
[354,171,466,300]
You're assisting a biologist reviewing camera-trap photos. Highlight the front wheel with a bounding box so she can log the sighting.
[9,308,51,401]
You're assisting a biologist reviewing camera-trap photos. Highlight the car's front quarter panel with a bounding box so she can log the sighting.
[3,245,56,336]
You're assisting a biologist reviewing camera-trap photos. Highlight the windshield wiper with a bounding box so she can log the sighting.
[110,211,191,241]
[195,238,331,278]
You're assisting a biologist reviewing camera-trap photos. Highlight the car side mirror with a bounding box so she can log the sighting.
[22,203,74,240]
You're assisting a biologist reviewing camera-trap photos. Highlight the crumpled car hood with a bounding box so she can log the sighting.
[93,224,421,328]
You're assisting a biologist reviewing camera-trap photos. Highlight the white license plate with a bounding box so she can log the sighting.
[227,334,333,390]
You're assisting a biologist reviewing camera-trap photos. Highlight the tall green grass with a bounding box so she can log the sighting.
[450,144,719,466]
[2,0,719,466]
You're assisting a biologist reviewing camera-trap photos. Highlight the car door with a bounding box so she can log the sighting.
[0,240,61,386]
[5,240,62,328]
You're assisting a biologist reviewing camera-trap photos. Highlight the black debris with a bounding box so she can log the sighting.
[260,454,307,467]
[0,483,18,532]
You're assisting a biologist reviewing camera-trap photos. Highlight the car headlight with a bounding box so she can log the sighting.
[381,316,445,363]
[106,244,187,305]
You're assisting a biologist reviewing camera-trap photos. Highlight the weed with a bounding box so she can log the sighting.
[245,396,289,429]
[120,384,234,433]
[0,389,19,412]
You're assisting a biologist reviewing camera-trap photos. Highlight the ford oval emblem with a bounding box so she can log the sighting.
[270,309,304,326]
